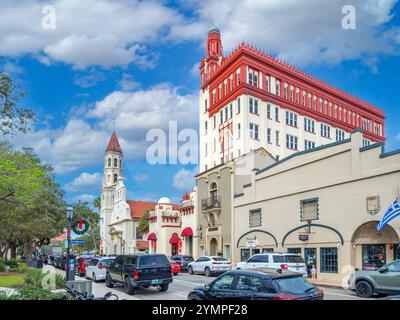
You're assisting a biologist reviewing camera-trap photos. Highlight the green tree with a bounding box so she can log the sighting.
[137,209,150,233]
[0,70,35,137]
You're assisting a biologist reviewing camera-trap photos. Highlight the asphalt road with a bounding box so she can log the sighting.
[44,265,380,300]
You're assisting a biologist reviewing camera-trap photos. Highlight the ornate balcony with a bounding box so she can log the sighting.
[201,196,221,212]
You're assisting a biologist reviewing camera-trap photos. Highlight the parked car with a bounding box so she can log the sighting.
[188,256,231,277]
[349,259,400,298]
[235,253,307,277]
[105,254,173,295]
[60,255,67,270]
[187,268,324,300]
[168,257,181,275]
[85,257,115,282]
[76,257,93,277]
[53,256,62,269]
[171,255,194,272]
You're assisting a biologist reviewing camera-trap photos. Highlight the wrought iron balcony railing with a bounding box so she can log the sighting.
[201,196,221,211]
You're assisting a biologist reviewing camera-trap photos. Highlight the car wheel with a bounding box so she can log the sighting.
[189,294,201,300]
[356,280,374,298]
[160,283,169,292]
[124,277,135,295]
[105,273,114,288]
[92,273,97,283]
[188,266,194,275]
[204,267,211,277]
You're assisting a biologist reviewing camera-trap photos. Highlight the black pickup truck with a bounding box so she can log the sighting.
[105,254,173,295]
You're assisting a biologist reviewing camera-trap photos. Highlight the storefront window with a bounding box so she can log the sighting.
[287,248,301,255]
[395,245,400,260]
[362,244,386,270]
[320,248,338,273]
[262,248,274,253]
[240,249,250,262]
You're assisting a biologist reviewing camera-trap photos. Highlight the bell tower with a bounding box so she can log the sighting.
[200,27,224,86]
[100,131,123,254]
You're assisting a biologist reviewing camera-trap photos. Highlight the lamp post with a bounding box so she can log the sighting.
[66,206,73,281]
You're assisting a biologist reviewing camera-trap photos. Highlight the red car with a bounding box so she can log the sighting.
[168,257,181,275]
[76,257,92,277]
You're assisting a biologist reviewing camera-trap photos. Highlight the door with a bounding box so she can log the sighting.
[193,257,207,272]
[304,248,317,278]
[373,261,400,293]
[110,255,124,282]
[231,274,268,300]
[206,273,235,300]
[171,244,178,256]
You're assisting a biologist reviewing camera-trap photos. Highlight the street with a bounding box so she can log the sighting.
[44,265,380,301]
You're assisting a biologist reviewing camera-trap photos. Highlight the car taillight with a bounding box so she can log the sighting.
[98,265,106,269]
[280,264,288,270]
[271,293,298,300]
[133,271,139,280]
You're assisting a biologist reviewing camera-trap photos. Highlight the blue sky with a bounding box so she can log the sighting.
[1,0,399,206]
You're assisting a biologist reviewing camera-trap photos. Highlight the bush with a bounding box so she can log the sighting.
[6,258,19,268]
[23,268,44,287]
[55,273,65,289]
[0,291,11,300]
[12,286,54,300]
[0,259,5,272]
[10,263,29,273]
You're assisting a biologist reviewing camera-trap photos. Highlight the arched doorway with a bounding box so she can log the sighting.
[351,221,400,270]
[209,238,218,256]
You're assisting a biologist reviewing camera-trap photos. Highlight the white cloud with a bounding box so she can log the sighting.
[11,83,198,174]
[395,133,400,142]
[72,193,97,204]
[133,174,149,183]
[74,68,106,88]
[172,167,198,192]
[174,0,400,67]
[118,73,139,91]
[0,0,184,69]
[64,172,102,193]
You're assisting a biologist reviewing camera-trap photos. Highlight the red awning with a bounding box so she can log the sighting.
[181,227,193,237]
[169,233,180,245]
[147,233,157,240]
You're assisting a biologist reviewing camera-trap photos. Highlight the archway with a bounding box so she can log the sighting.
[351,221,400,270]
[209,238,218,256]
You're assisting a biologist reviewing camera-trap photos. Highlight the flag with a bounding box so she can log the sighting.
[377,199,400,232]
[114,234,118,242]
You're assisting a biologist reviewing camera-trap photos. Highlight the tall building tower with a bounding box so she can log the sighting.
[198,28,385,174]
[99,131,123,254]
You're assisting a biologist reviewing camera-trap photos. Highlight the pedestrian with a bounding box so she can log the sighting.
[311,264,317,280]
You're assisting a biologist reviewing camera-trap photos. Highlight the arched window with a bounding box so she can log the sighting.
[114,174,118,183]
[119,160,122,168]
[114,158,117,167]
[209,182,218,204]
[108,158,111,167]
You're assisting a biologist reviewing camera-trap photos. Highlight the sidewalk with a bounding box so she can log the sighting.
[310,279,343,289]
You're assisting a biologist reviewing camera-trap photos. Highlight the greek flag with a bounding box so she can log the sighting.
[377,199,400,232]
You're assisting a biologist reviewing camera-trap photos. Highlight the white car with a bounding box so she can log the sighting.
[235,253,307,277]
[188,256,231,277]
[85,257,115,282]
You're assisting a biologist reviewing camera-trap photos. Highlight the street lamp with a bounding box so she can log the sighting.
[66,206,74,282]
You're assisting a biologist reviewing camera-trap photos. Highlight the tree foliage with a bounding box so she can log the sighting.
[0,70,35,137]
[137,209,150,233]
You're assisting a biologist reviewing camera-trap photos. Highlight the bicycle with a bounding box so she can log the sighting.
[65,287,119,300]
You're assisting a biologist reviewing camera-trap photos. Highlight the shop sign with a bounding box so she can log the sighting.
[246,239,258,247]
[299,234,309,241]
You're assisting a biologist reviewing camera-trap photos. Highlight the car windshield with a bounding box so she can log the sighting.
[183,256,194,261]
[212,257,228,261]
[100,259,114,266]
[84,258,92,262]
[274,276,314,295]
[284,255,304,263]
[139,255,169,267]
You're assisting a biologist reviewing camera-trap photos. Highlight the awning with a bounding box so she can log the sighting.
[181,227,193,237]
[169,233,180,245]
[147,233,157,240]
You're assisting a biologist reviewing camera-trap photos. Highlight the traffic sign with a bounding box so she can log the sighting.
[69,240,85,245]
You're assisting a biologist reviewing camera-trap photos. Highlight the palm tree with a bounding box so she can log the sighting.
[92,196,101,253]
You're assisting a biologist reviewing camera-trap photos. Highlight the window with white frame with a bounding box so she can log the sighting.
[212,90,216,104]
[249,97,259,114]
[225,107,228,122]
[205,143,208,157]
[275,80,280,96]
[224,81,227,95]
[304,140,315,150]
[213,115,216,129]
[237,69,241,85]
[267,128,271,144]
[336,129,345,142]
[250,123,259,140]
[275,130,280,146]
[218,85,222,99]
[237,98,241,114]
[237,123,241,139]
[321,123,330,138]
[267,104,271,119]
[220,110,223,124]
[275,107,279,122]
[204,120,208,135]
[204,99,208,113]
[304,118,315,133]
[286,134,298,150]
[265,76,270,92]
[363,139,371,147]
[229,103,233,119]
[286,111,298,127]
